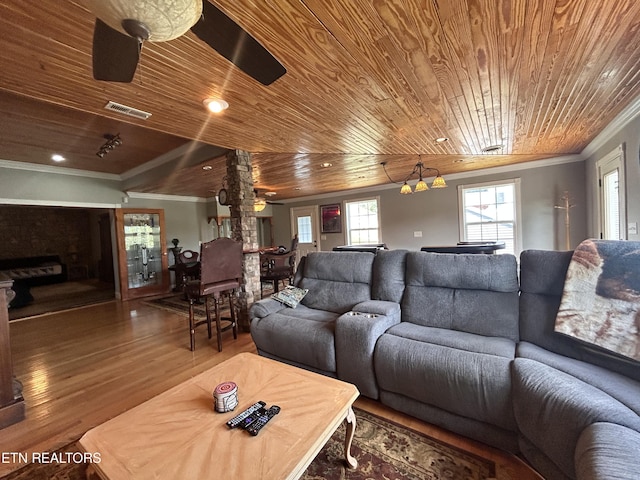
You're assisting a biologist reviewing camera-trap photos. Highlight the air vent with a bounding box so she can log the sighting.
[104,101,152,120]
[481,144,503,153]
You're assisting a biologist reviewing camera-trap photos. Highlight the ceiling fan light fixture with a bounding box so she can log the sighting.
[254,198,267,212]
[203,98,229,114]
[87,0,202,42]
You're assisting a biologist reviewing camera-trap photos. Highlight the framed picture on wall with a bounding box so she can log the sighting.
[320,204,342,233]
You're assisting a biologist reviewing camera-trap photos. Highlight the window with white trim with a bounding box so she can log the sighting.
[458,179,521,255]
[345,197,381,245]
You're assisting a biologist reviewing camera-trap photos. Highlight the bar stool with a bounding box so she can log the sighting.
[184,238,243,351]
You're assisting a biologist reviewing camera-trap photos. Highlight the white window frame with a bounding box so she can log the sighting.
[457,178,522,256]
[344,196,382,245]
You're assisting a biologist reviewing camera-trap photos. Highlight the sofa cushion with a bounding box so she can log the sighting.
[250,304,339,373]
[512,358,640,479]
[518,342,640,415]
[371,249,408,303]
[402,252,519,341]
[575,422,640,480]
[375,326,517,432]
[298,252,374,314]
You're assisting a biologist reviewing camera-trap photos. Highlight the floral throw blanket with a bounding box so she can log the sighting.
[554,239,640,361]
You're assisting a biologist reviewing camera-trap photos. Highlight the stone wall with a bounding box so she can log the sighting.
[0,205,93,271]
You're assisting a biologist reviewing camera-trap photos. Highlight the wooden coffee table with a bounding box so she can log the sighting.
[79,352,359,479]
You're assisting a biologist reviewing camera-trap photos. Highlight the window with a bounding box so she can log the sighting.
[297,215,313,243]
[458,179,521,255]
[345,198,380,245]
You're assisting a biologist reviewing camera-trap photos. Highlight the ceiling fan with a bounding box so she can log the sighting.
[255,189,283,205]
[88,0,286,85]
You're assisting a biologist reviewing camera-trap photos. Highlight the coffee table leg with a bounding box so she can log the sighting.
[344,407,358,469]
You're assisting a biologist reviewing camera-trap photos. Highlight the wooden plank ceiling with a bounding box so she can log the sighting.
[1,0,640,200]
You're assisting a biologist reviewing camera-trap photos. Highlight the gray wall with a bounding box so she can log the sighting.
[273,159,588,253]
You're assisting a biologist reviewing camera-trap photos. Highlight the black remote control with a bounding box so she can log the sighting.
[226,401,266,428]
[246,405,281,436]
[239,408,265,429]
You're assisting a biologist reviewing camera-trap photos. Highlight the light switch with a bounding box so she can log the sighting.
[413,231,423,238]
[629,222,638,235]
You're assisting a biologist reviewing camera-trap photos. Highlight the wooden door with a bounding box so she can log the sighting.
[115,209,170,300]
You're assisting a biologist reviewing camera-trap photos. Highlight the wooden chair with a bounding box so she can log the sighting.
[175,249,200,287]
[260,235,298,297]
[184,238,242,351]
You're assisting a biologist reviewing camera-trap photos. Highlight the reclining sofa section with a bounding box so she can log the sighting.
[249,248,640,480]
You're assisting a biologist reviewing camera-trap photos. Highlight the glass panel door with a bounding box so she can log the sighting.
[115,209,169,300]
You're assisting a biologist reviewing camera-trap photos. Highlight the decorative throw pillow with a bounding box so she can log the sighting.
[271,285,309,308]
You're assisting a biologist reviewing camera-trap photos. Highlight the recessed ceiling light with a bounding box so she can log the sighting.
[453,159,464,163]
[264,191,277,197]
[51,154,65,162]
[202,165,213,170]
[436,137,449,143]
[320,162,333,168]
[203,98,229,113]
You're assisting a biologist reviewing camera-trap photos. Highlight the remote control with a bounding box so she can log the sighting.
[226,401,266,428]
[239,408,265,429]
[246,405,281,436]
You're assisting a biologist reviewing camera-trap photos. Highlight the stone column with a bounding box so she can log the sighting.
[226,149,261,331]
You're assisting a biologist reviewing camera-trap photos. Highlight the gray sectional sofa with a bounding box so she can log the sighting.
[249,249,640,480]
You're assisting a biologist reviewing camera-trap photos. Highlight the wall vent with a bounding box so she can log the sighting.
[104,101,152,120]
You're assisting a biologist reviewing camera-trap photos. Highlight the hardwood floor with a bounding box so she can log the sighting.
[2,300,542,479]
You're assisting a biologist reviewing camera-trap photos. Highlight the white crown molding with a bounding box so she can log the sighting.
[0,198,120,208]
[581,94,640,158]
[0,159,120,180]
[279,154,585,204]
[126,191,207,203]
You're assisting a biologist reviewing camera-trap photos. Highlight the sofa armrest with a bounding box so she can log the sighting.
[335,301,401,399]
[249,298,287,319]
[575,422,640,480]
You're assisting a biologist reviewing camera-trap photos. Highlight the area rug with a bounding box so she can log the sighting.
[144,289,275,320]
[143,293,215,320]
[0,408,497,480]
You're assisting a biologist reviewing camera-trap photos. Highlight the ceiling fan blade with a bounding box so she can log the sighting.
[92,19,140,82]
[191,1,286,86]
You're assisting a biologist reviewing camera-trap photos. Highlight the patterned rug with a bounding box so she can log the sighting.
[143,293,222,319]
[143,289,275,320]
[1,408,496,480]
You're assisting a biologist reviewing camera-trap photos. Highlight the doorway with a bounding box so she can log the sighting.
[596,146,626,240]
[290,206,320,259]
